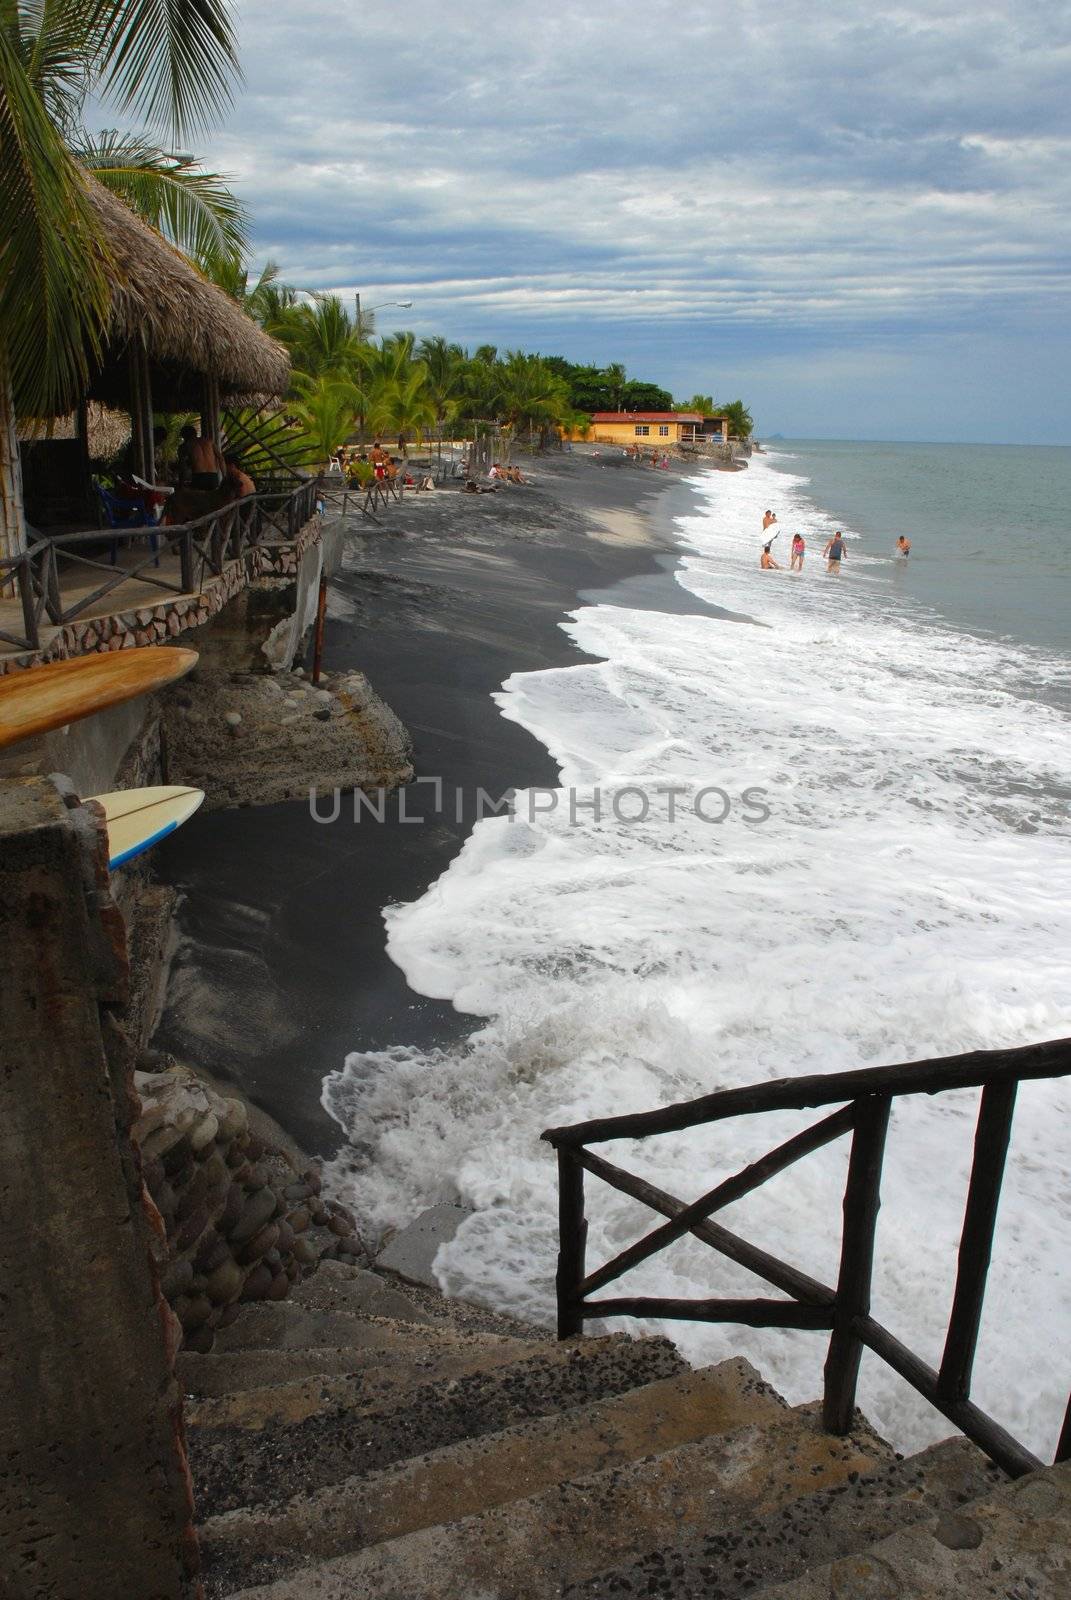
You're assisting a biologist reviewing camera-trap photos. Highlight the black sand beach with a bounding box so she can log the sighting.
[153,455,723,1154]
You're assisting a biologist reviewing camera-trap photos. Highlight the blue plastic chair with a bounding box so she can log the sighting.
[95,483,159,566]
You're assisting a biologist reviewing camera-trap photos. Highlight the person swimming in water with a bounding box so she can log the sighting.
[760,543,781,570]
[896,535,911,558]
[790,532,805,571]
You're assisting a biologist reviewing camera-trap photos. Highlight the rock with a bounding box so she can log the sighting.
[267,1271,290,1301]
[167,611,181,636]
[182,1323,216,1354]
[174,1293,213,1332]
[189,1110,219,1152]
[194,1233,229,1275]
[160,1259,193,1301]
[218,1183,244,1232]
[237,1222,280,1266]
[240,1263,273,1302]
[223,710,242,727]
[287,1206,310,1235]
[205,1257,245,1306]
[173,1203,209,1253]
[229,1187,278,1246]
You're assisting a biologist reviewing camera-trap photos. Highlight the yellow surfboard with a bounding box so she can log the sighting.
[0,646,198,750]
[87,785,205,870]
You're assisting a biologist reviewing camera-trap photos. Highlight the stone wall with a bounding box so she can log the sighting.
[134,1061,366,1354]
[0,777,198,1598]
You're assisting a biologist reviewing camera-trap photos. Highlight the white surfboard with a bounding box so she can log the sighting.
[87,785,205,870]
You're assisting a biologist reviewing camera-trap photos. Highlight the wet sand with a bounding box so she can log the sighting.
[152,455,724,1154]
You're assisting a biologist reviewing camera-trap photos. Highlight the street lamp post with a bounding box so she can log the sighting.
[354,294,413,340]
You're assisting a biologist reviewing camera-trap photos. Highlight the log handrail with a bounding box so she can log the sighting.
[542,1034,1071,1479]
[0,481,318,649]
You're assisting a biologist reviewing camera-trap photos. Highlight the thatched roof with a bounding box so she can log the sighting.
[82,177,290,408]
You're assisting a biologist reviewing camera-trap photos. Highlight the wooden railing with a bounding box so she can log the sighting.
[543,1036,1071,1478]
[0,479,319,652]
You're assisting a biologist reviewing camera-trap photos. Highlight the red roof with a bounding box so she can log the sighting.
[591,411,704,423]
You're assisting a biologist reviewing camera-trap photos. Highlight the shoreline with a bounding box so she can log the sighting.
[151,455,720,1155]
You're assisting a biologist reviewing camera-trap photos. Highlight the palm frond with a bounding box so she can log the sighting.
[15,0,93,134]
[76,128,248,269]
[88,0,241,141]
[0,22,111,416]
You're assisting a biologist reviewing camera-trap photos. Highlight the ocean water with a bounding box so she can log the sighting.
[324,442,1071,1459]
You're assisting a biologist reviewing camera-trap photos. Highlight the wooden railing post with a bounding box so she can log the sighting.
[823,1094,892,1433]
[556,1147,587,1340]
[179,529,194,593]
[18,553,38,649]
[45,543,61,623]
[938,1080,1017,1404]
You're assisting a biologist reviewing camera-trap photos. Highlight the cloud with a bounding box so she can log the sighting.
[166,0,1071,438]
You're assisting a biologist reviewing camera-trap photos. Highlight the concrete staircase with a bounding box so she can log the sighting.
[180,1261,1071,1599]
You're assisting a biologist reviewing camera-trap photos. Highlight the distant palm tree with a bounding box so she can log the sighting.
[603,362,628,409]
[719,399,755,440]
[1,0,243,557]
[417,336,467,455]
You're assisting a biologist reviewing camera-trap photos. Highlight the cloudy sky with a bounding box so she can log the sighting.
[195,1,1069,442]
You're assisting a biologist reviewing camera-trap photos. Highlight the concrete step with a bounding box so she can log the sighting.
[190,1331,686,1520]
[754,1460,1071,1600]
[297,1257,548,1344]
[208,1302,437,1355]
[180,1316,516,1398]
[200,1359,785,1591]
[187,1331,539,1431]
[563,1435,1003,1598]
[288,1262,431,1324]
[221,1402,892,1599]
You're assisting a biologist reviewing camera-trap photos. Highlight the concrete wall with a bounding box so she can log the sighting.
[0,778,198,1599]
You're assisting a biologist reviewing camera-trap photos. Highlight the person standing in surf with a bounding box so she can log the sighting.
[760,543,781,570]
[897,535,911,558]
[790,532,806,571]
[763,509,777,532]
[824,531,847,574]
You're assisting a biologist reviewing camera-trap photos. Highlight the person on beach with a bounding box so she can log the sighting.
[824,532,847,574]
[763,509,777,532]
[178,424,224,490]
[896,536,911,558]
[760,543,781,570]
[790,533,805,571]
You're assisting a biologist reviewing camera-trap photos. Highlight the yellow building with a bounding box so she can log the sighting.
[570,412,730,446]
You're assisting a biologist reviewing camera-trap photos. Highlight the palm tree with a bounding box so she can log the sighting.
[603,362,627,410]
[416,336,466,459]
[1,0,242,558]
[367,366,435,457]
[719,399,755,440]
[74,129,247,270]
[497,351,571,443]
[289,374,362,467]
[286,294,362,380]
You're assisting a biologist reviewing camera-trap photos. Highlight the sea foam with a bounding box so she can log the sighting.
[324,454,1071,1458]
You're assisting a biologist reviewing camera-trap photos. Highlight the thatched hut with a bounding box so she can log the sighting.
[10,178,290,542]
